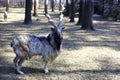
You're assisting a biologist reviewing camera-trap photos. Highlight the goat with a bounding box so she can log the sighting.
[3,11,8,22]
[11,12,64,74]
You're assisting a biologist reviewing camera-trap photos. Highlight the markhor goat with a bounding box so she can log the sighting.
[11,13,64,74]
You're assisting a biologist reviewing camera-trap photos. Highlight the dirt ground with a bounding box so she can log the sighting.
[0,8,120,80]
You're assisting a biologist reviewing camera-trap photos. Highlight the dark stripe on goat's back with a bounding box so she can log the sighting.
[37,36,47,41]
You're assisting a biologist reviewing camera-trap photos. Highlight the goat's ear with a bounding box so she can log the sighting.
[62,27,65,30]
[51,28,55,31]
[58,21,64,28]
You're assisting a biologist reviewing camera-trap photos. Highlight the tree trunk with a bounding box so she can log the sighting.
[20,0,24,7]
[103,0,113,18]
[59,0,62,11]
[69,0,75,22]
[51,0,55,12]
[33,0,39,17]
[6,0,9,12]
[24,0,32,25]
[113,0,118,5]
[64,0,69,16]
[44,0,48,14]
[77,0,84,25]
[81,0,94,30]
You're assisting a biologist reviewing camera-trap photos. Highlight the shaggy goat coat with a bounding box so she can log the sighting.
[11,12,64,74]
[11,33,63,62]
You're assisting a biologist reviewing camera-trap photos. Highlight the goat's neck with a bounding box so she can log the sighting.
[54,33,63,51]
[47,33,63,51]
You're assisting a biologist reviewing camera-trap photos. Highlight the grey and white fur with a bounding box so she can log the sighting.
[3,11,8,21]
[11,13,64,74]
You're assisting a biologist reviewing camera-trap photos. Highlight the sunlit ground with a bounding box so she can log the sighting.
[0,8,120,80]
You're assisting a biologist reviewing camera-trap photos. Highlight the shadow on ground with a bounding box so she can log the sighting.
[0,11,120,79]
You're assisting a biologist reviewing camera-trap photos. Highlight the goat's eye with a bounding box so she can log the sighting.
[54,32,56,34]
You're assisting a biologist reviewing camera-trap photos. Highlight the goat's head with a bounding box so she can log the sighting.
[45,12,64,51]
[51,22,64,40]
[45,12,64,40]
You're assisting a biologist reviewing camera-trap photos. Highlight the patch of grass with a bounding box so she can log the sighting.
[0,8,120,80]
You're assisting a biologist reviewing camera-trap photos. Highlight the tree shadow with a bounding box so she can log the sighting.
[0,77,21,80]
[50,69,120,74]
[0,66,45,75]
[22,67,44,74]
[1,65,120,75]
[0,66,15,75]
[62,20,120,51]
[51,56,120,75]
[1,17,120,51]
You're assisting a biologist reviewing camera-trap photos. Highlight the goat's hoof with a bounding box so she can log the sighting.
[44,68,49,74]
[17,71,24,75]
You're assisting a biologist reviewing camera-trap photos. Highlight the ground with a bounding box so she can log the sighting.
[0,8,120,80]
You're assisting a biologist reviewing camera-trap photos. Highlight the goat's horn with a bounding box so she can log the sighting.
[58,5,64,28]
[45,14,57,28]
[59,4,64,21]
[59,12,63,22]
[58,21,64,28]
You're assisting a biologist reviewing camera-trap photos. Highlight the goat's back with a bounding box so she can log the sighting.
[11,34,52,55]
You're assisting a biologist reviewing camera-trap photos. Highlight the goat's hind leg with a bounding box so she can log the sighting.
[13,56,24,74]
[13,55,19,67]
[16,57,25,74]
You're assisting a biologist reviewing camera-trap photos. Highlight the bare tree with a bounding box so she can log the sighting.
[20,0,25,7]
[77,0,84,25]
[59,0,62,11]
[24,0,32,24]
[44,0,48,14]
[69,0,75,22]
[51,0,55,12]
[6,0,9,12]
[33,0,39,17]
[81,0,94,30]
[64,0,69,16]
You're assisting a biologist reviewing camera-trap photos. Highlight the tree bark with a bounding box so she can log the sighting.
[81,0,94,30]
[20,0,24,7]
[64,0,70,16]
[33,0,39,17]
[69,0,75,22]
[59,0,62,11]
[76,0,84,25]
[44,0,48,14]
[51,0,55,12]
[6,0,9,12]
[24,0,32,24]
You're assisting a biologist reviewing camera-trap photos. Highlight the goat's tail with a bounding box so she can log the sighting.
[10,42,13,47]
[10,38,18,47]
[10,39,14,47]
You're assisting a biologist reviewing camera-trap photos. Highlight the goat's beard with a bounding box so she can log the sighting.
[47,34,63,51]
[55,37,63,51]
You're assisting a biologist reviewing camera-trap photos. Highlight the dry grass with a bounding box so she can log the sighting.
[0,8,120,80]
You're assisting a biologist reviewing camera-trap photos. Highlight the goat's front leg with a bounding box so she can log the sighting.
[44,61,49,74]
